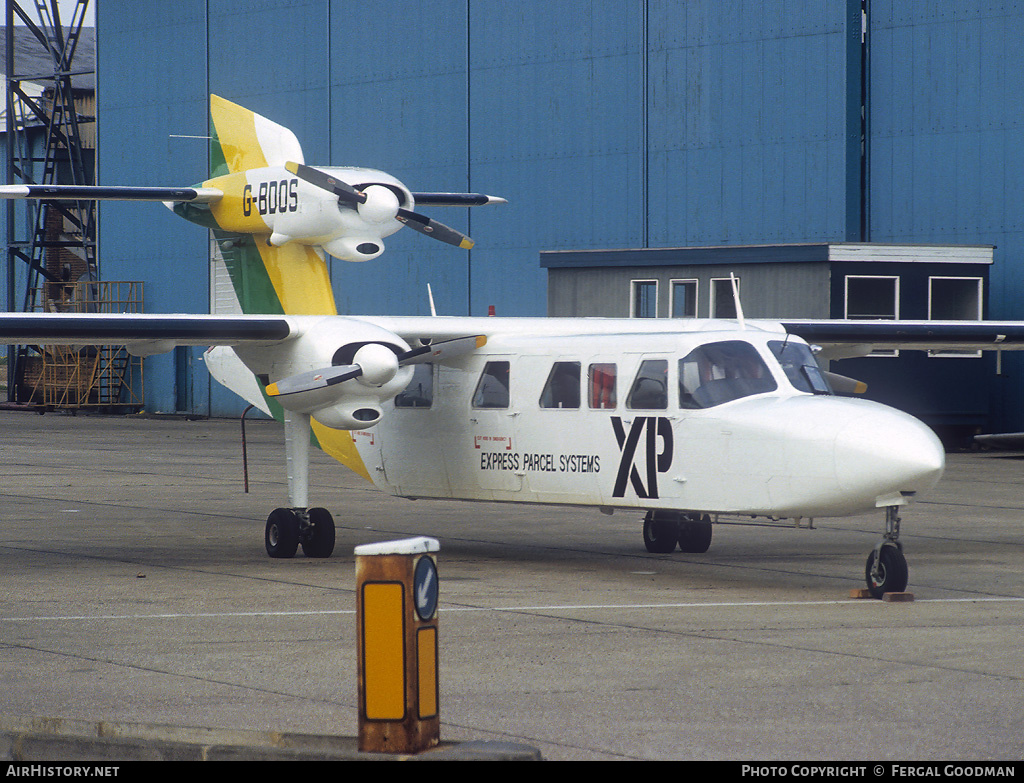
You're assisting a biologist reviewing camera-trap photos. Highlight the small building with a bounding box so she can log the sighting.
[542,243,998,442]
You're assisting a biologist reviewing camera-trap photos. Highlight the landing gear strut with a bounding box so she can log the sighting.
[263,410,336,559]
[865,505,909,599]
[642,510,713,554]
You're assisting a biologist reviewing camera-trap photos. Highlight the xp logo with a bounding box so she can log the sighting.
[611,417,674,499]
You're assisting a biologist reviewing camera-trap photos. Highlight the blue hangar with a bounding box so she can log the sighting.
[9,2,1024,435]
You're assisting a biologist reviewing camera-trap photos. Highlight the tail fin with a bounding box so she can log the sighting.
[209,94,304,175]
[207,95,337,317]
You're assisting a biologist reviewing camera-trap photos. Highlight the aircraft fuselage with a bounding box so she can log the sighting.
[335,323,945,520]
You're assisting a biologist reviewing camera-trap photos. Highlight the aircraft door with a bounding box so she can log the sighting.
[378,362,453,497]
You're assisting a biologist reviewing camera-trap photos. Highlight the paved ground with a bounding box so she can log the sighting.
[1,410,1022,761]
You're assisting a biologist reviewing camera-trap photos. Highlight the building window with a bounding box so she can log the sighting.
[845,275,899,356]
[588,363,617,409]
[539,362,581,409]
[670,279,698,318]
[845,275,899,319]
[631,280,658,318]
[710,277,740,318]
[929,276,982,320]
[473,361,510,408]
[928,276,983,357]
[394,363,433,408]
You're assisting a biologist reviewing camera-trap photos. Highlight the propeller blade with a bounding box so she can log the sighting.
[823,371,868,395]
[398,335,487,365]
[265,364,361,397]
[411,192,508,207]
[285,161,365,206]
[396,208,474,249]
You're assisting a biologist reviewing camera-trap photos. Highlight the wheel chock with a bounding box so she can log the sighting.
[849,588,873,599]
[882,591,915,602]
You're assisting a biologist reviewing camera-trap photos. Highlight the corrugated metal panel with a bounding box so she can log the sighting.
[98,0,212,414]
[646,1,849,248]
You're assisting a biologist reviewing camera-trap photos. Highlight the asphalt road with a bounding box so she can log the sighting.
[1,411,1022,761]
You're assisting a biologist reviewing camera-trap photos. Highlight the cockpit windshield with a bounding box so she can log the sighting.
[769,340,833,395]
[678,340,777,409]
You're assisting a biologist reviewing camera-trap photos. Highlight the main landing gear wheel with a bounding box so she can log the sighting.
[265,507,336,558]
[678,513,713,553]
[266,508,300,559]
[301,506,336,558]
[643,510,679,553]
[865,544,908,600]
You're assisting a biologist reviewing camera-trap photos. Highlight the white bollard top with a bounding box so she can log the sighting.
[354,536,440,557]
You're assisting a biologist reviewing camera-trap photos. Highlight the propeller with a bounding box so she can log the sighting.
[285,161,365,207]
[265,336,486,399]
[285,161,478,250]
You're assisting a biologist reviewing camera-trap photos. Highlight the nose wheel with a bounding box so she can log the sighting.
[865,506,909,599]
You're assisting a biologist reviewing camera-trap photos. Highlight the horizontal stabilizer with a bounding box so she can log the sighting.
[0,184,222,203]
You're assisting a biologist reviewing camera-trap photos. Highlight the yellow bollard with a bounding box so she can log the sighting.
[355,536,440,754]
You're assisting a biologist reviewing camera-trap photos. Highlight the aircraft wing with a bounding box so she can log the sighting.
[780,320,1024,360]
[0,313,294,354]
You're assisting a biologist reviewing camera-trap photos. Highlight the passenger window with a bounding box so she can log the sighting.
[394,363,434,408]
[588,363,617,409]
[626,359,669,409]
[678,341,777,409]
[540,362,581,409]
[472,361,510,408]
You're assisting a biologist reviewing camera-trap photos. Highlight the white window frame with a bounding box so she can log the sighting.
[928,276,984,358]
[630,279,658,318]
[844,275,900,357]
[670,278,699,318]
[710,277,740,319]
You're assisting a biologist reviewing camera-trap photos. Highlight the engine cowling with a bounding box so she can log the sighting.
[234,317,414,430]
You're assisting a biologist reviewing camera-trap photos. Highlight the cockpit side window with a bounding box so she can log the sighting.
[678,341,777,409]
[540,361,581,409]
[473,361,511,408]
[627,359,669,409]
[769,340,833,395]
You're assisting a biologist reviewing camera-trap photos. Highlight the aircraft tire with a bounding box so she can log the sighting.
[301,507,336,558]
[864,545,908,599]
[643,511,678,553]
[678,514,713,553]
[266,508,300,558]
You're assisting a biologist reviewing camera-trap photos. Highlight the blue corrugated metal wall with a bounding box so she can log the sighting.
[868,1,1024,428]
[92,1,1024,425]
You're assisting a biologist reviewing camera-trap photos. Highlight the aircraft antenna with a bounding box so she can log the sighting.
[427,283,437,316]
[730,273,746,330]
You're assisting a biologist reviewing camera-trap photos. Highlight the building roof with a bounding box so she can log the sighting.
[1,25,95,90]
[540,243,995,269]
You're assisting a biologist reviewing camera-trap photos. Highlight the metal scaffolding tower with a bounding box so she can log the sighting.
[2,1,140,409]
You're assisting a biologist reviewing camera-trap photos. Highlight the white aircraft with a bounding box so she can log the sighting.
[3,96,1023,599]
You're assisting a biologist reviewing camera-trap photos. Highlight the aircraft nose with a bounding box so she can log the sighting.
[834,406,945,499]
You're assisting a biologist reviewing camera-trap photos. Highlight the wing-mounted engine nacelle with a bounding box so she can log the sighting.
[241,318,414,430]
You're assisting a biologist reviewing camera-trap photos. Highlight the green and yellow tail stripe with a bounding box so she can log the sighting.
[207,94,370,483]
